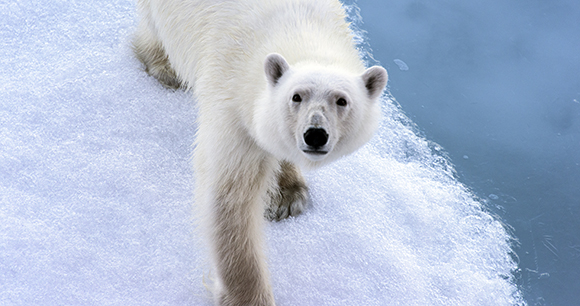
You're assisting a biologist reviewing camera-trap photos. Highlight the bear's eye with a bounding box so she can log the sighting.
[336,97,347,107]
[292,94,302,102]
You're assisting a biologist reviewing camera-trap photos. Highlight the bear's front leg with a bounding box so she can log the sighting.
[196,138,277,306]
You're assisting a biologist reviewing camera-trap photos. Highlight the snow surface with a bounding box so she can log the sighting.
[1,0,525,305]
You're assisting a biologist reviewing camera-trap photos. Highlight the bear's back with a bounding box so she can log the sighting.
[147,0,364,93]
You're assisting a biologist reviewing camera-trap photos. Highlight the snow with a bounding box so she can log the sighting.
[0,0,524,305]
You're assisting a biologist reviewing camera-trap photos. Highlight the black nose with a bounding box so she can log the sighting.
[303,128,328,148]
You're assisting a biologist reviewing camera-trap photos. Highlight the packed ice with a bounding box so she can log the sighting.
[0,0,525,305]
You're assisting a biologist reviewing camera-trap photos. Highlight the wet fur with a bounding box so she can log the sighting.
[132,19,182,89]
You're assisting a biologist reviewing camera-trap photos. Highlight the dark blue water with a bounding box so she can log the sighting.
[356,0,580,305]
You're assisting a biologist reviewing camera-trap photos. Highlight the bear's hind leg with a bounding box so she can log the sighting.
[132,20,182,89]
[265,160,309,221]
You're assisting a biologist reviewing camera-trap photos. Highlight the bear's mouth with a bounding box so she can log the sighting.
[302,149,328,155]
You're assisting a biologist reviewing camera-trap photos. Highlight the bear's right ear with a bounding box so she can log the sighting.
[264,53,290,87]
[361,66,388,100]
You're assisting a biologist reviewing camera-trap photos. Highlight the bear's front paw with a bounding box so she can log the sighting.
[265,184,308,221]
[265,161,308,221]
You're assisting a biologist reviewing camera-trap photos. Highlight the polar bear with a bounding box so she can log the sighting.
[133,0,387,305]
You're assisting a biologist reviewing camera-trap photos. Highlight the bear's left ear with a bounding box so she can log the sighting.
[264,53,290,87]
[361,66,388,100]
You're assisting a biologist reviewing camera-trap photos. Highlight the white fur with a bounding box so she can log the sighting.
[134,0,387,305]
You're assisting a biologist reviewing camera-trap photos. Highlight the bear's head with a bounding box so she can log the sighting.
[255,53,387,169]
